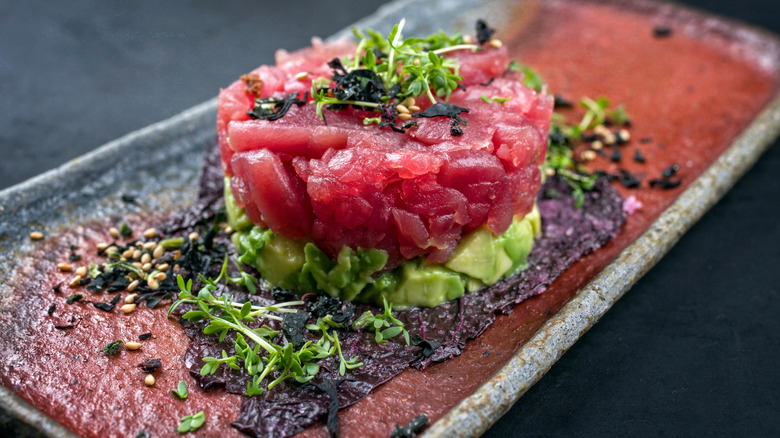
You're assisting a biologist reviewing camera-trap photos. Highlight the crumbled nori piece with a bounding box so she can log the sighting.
[271,287,298,303]
[330,301,356,327]
[475,19,496,45]
[305,379,349,438]
[617,169,641,188]
[390,414,429,438]
[308,295,343,318]
[135,431,151,438]
[247,92,308,121]
[650,178,682,189]
[449,118,464,137]
[68,245,81,262]
[610,144,622,162]
[662,163,680,178]
[640,136,653,144]
[411,102,469,125]
[282,311,310,348]
[47,303,56,316]
[479,77,495,86]
[139,332,152,341]
[554,94,573,108]
[93,294,122,312]
[634,149,646,163]
[653,25,673,38]
[135,293,172,309]
[410,334,441,358]
[52,282,62,293]
[139,358,162,374]
[121,193,138,204]
[54,325,75,330]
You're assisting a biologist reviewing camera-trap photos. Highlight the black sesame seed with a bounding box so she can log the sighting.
[633,149,646,163]
[653,25,673,38]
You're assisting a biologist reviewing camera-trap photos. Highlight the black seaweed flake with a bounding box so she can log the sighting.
[68,245,81,262]
[390,414,429,438]
[653,25,673,38]
[610,144,622,162]
[248,92,308,121]
[411,102,469,126]
[308,295,344,318]
[282,311,310,348]
[52,282,62,293]
[93,294,122,312]
[139,332,152,341]
[449,118,464,137]
[617,169,641,188]
[633,149,646,163]
[650,178,682,189]
[121,193,138,204]
[305,379,350,438]
[47,303,56,316]
[554,94,573,108]
[410,333,440,359]
[479,77,495,86]
[138,358,162,374]
[475,19,496,45]
[662,163,680,178]
[54,325,75,330]
[272,287,298,303]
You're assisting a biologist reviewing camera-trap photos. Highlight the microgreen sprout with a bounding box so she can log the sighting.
[352,296,410,345]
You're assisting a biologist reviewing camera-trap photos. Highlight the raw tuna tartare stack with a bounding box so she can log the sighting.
[218,21,554,306]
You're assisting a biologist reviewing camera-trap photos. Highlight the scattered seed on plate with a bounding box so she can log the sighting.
[396,104,410,114]
[489,38,503,48]
[96,242,109,251]
[132,249,142,259]
[153,245,164,259]
[398,113,412,121]
[156,263,169,271]
[153,272,166,281]
[126,292,138,303]
[294,71,308,81]
[57,263,73,272]
[121,304,136,314]
[69,275,83,287]
[140,253,151,264]
[109,227,120,239]
[143,228,157,239]
[75,266,88,277]
[147,278,160,290]
[408,105,421,112]
[188,232,199,242]
[29,231,45,241]
[126,341,142,351]
[144,374,155,386]
[143,242,157,250]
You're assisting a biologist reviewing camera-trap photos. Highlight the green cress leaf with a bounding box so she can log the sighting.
[102,340,122,356]
[178,411,205,433]
[172,381,188,400]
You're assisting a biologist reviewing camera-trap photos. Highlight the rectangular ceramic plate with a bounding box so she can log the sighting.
[2,0,780,436]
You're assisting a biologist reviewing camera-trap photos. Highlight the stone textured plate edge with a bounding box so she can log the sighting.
[421,29,780,438]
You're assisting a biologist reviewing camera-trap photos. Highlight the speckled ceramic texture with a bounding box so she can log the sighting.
[2,0,780,436]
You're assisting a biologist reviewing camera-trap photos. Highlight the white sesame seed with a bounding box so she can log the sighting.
[463,35,474,45]
[153,272,166,281]
[156,263,169,271]
[224,226,234,235]
[144,374,155,386]
[591,140,604,150]
[142,263,152,272]
[109,227,120,238]
[125,341,142,351]
[96,242,109,251]
[401,97,416,108]
[143,228,157,239]
[147,278,160,290]
[294,71,308,81]
[29,232,45,241]
[396,104,410,114]
[122,249,135,258]
[153,245,164,259]
[398,113,412,121]
[143,242,157,250]
[489,39,503,49]
[408,105,421,113]
[75,266,88,277]
[132,249,142,259]
[618,129,631,142]
[125,292,138,303]
[140,253,151,264]
[545,168,556,177]
[57,263,73,272]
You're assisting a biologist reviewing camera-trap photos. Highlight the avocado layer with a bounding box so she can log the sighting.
[225,177,540,307]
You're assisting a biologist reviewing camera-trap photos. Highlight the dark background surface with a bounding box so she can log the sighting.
[1,1,778,437]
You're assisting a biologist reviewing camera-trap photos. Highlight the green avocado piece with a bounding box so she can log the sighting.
[223,177,253,232]
[381,259,466,308]
[224,178,540,307]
